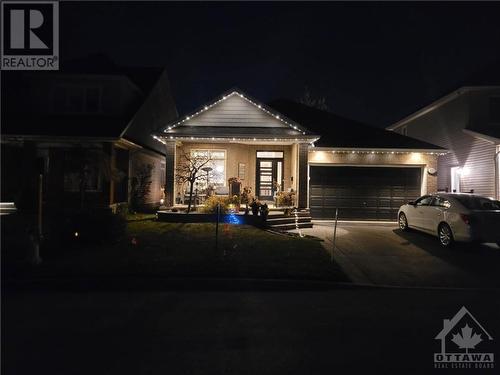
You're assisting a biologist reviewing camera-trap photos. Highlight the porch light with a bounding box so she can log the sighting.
[74,232,79,237]
[160,198,164,205]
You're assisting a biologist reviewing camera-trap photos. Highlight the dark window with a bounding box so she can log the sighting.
[490,97,500,123]
[431,196,451,208]
[415,195,433,206]
[53,86,101,113]
[454,195,500,210]
[63,150,101,192]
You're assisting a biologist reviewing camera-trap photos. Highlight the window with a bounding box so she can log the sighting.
[432,196,451,208]
[401,126,408,136]
[63,150,102,192]
[489,97,500,124]
[191,149,226,188]
[256,151,283,159]
[454,195,500,210]
[415,195,433,206]
[53,86,101,113]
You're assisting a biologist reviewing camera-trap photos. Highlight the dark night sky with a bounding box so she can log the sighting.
[61,2,500,127]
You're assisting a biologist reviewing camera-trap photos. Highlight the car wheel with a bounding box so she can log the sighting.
[438,223,454,247]
[399,212,409,231]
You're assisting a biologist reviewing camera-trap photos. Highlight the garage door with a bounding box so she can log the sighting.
[309,166,422,220]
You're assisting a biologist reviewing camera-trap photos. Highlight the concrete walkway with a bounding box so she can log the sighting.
[292,221,500,288]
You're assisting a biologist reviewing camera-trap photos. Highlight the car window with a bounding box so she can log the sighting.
[431,197,451,208]
[415,196,433,206]
[454,195,500,210]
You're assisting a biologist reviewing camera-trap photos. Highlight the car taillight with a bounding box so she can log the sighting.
[460,213,470,225]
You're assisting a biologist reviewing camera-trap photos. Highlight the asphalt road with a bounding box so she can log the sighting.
[3,287,499,375]
[298,222,500,288]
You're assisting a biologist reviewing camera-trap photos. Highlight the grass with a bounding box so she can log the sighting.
[27,221,349,282]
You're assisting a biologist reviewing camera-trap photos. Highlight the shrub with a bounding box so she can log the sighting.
[240,186,253,207]
[276,191,295,207]
[201,196,230,214]
[130,163,154,212]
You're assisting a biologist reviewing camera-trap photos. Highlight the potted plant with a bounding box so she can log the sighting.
[240,186,253,215]
[260,202,269,221]
[250,198,260,216]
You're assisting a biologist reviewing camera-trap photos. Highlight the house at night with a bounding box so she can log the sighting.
[153,89,446,220]
[387,87,500,200]
[1,55,178,212]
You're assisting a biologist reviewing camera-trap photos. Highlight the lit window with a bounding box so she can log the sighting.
[256,151,284,158]
[191,149,226,188]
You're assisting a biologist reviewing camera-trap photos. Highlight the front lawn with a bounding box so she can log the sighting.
[24,220,348,282]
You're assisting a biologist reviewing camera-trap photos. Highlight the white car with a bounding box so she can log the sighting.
[398,193,500,247]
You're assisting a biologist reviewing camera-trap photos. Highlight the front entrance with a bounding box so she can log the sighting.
[256,151,284,200]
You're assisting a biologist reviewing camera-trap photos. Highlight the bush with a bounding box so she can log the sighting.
[201,196,230,214]
[276,191,295,207]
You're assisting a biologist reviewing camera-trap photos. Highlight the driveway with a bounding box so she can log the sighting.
[295,221,500,288]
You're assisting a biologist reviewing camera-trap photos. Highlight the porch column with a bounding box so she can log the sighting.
[164,140,176,207]
[297,143,309,209]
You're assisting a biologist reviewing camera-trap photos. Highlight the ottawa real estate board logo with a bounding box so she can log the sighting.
[1,1,59,70]
[434,306,494,369]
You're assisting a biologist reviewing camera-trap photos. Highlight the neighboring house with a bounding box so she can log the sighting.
[153,89,446,220]
[387,87,500,199]
[1,55,178,211]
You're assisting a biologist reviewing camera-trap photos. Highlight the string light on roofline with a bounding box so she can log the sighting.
[162,91,307,134]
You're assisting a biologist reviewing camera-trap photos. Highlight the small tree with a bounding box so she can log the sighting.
[298,86,328,110]
[130,163,154,212]
[175,152,213,213]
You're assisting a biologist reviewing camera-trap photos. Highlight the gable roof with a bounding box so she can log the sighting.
[1,54,167,140]
[387,86,500,131]
[155,89,319,142]
[269,99,446,151]
[435,306,493,340]
[463,127,500,144]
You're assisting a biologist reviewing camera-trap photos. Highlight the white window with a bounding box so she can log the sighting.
[257,151,283,158]
[191,149,226,188]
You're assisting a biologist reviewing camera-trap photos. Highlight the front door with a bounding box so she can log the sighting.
[256,159,283,200]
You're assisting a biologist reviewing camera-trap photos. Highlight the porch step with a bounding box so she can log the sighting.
[266,217,312,225]
[267,222,314,231]
[266,209,313,231]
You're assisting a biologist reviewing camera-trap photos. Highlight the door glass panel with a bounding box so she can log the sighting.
[260,161,272,168]
[277,161,282,191]
[257,151,283,158]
